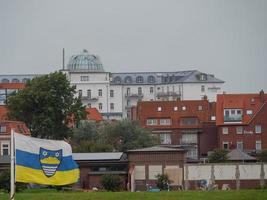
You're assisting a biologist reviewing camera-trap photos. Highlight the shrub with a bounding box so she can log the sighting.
[0,169,27,192]
[101,174,122,191]
[155,174,172,191]
[208,149,229,163]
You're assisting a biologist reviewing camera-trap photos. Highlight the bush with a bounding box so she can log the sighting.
[101,174,122,191]
[208,149,229,163]
[155,174,172,191]
[259,150,267,162]
[0,169,27,192]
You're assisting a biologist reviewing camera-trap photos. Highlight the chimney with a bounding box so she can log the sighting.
[203,95,208,100]
[260,90,265,102]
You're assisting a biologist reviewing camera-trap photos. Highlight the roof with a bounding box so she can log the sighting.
[216,91,267,125]
[127,146,185,152]
[110,70,224,85]
[0,120,30,135]
[73,152,124,161]
[227,149,256,161]
[86,108,103,121]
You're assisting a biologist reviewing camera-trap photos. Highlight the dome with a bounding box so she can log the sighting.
[67,49,105,72]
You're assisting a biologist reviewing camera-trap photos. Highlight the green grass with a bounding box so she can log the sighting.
[0,189,267,200]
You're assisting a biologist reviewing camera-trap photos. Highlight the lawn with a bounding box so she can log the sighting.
[1,189,267,200]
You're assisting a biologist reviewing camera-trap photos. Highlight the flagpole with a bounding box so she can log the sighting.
[10,129,15,200]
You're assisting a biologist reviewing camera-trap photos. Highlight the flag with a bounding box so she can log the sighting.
[14,132,79,185]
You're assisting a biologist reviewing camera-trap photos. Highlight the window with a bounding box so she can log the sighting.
[255,125,262,134]
[223,142,229,150]
[236,141,243,150]
[199,74,207,81]
[159,119,171,125]
[98,103,102,110]
[186,146,198,159]
[110,103,114,110]
[160,133,171,144]
[113,76,121,84]
[256,140,262,151]
[198,105,203,111]
[110,90,114,97]
[236,126,243,134]
[124,76,132,83]
[211,116,216,121]
[126,88,130,95]
[246,110,253,115]
[157,107,162,112]
[146,119,158,125]
[182,106,186,111]
[201,85,205,92]
[126,100,130,106]
[1,79,9,83]
[138,87,142,95]
[87,103,91,108]
[180,118,198,125]
[0,126,6,133]
[98,89,102,97]
[80,76,89,81]
[12,78,20,83]
[181,134,198,144]
[1,142,9,156]
[222,127,228,134]
[150,87,154,94]
[174,106,178,111]
[78,90,82,97]
[87,90,91,98]
[224,109,242,122]
[148,76,155,83]
[136,76,144,83]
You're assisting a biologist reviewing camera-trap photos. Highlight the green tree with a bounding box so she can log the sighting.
[155,174,172,191]
[7,72,86,139]
[0,170,27,192]
[101,174,122,191]
[100,119,157,152]
[208,149,229,163]
[259,150,267,162]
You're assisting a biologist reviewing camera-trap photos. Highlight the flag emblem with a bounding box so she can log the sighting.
[39,148,62,177]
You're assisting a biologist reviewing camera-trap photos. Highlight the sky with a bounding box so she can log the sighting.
[0,0,267,93]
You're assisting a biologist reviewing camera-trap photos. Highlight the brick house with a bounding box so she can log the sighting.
[216,90,267,153]
[0,120,30,157]
[133,99,217,159]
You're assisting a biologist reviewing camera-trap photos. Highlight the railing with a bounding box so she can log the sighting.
[224,115,242,122]
[156,91,180,97]
[125,93,143,98]
[80,96,99,101]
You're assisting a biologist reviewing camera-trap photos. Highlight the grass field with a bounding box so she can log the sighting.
[1,189,267,200]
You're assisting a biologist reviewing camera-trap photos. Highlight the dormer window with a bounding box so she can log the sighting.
[113,76,122,84]
[197,73,207,81]
[224,109,242,122]
[136,76,144,83]
[124,76,132,83]
[148,76,155,83]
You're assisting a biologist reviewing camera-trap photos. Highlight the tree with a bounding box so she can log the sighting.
[101,174,122,191]
[155,174,172,191]
[259,150,267,162]
[208,149,229,163]
[100,119,157,152]
[7,72,86,139]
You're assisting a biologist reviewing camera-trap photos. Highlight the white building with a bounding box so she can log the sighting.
[0,49,224,120]
[62,50,224,119]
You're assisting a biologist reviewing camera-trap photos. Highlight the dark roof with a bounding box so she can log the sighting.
[127,146,185,152]
[227,149,256,161]
[73,152,124,161]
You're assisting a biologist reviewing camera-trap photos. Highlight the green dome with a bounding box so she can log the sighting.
[67,49,104,72]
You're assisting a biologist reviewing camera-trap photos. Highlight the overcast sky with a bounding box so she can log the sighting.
[1,0,267,93]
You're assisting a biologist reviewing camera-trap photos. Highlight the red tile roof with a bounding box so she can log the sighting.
[86,108,103,121]
[0,83,25,89]
[0,120,30,136]
[216,91,267,125]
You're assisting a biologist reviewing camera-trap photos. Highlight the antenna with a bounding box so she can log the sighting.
[62,48,65,70]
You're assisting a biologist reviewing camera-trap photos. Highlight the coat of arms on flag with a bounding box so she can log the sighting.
[14,132,79,186]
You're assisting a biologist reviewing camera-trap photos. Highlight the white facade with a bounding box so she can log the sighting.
[0,50,224,120]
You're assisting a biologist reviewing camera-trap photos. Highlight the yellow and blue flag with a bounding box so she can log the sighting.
[14,132,79,185]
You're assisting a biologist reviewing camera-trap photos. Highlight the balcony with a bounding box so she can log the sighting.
[156,91,180,98]
[224,115,242,122]
[80,96,99,101]
[125,93,143,98]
